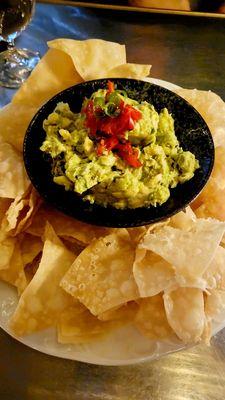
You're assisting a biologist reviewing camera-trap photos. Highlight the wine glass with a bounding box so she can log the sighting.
[0,0,40,88]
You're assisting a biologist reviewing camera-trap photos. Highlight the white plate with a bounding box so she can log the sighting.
[0,77,218,366]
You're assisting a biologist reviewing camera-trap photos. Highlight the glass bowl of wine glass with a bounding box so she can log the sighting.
[0,0,40,88]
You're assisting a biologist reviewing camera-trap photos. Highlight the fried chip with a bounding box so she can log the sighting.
[133,248,175,297]
[10,223,77,336]
[140,219,225,286]
[60,229,139,316]
[26,204,108,245]
[57,304,113,344]
[98,301,139,322]
[49,39,126,81]
[0,198,12,223]
[0,237,16,270]
[105,63,151,79]
[163,288,205,343]
[193,148,225,221]
[170,207,196,231]
[20,233,43,267]
[175,88,225,148]
[0,142,29,198]
[0,103,37,152]
[135,295,174,340]
[202,246,225,291]
[0,241,26,295]
[12,48,82,108]
[205,289,225,323]
[1,186,41,237]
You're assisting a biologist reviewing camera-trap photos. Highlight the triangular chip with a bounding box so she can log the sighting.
[10,223,77,336]
[0,241,26,294]
[0,237,16,270]
[1,186,41,237]
[135,295,174,340]
[12,48,82,108]
[57,304,114,344]
[20,233,43,267]
[140,219,225,286]
[0,103,37,152]
[0,142,29,198]
[26,204,108,245]
[170,207,196,231]
[205,289,225,324]
[60,229,139,316]
[163,287,205,343]
[98,301,138,322]
[49,38,126,81]
[133,248,175,297]
[106,63,151,79]
[202,246,225,291]
[175,88,225,148]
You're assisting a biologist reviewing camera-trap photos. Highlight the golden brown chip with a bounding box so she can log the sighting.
[139,219,225,286]
[0,241,27,295]
[49,38,126,81]
[10,223,77,336]
[163,288,205,343]
[57,304,113,344]
[105,63,151,79]
[133,248,175,297]
[0,142,29,198]
[203,246,225,291]
[193,150,225,223]
[175,88,225,148]
[60,229,139,316]
[98,301,139,322]
[135,295,174,340]
[205,289,225,323]
[26,204,108,245]
[20,233,43,267]
[0,198,12,223]
[0,103,37,152]
[0,237,16,270]
[12,48,82,108]
[1,186,41,237]
[170,207,196,231]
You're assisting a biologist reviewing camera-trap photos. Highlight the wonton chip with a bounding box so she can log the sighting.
[10,223,77,336]
[205,289,225,323]
[193,148,225,221]
[98,301,139,322]
[175,88,225,148]
[57,304,114,344]
[0,241,26,294]
[20,233,43,267]
[140,219,225,286]
[60,229,139,316]
[0,142,29,198]
[170,207,196,231]
[12,48,82,108]
[1,186,41,237]
[0,103,37,152]
[0,237,16,270]
[202,246,225,291]
[26,204,108,245]
[49,38,126,81]
[133,248,175,297]
[105,63,151,79]
[135,295,174,340]
[163,287,205,343]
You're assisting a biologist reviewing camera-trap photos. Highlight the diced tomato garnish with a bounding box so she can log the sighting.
[82,84,143,167]
[116,142,142,168]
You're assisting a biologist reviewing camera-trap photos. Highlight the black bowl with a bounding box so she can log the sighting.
[23,78,214,228]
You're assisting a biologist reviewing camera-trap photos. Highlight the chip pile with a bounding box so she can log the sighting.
[0,39,225,348]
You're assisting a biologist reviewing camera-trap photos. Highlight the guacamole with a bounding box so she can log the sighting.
[40,82,199,209]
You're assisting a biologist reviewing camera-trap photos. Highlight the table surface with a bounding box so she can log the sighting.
[0,3,225,399]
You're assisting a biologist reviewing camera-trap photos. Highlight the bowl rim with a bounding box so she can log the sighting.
[23,77,215,228]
